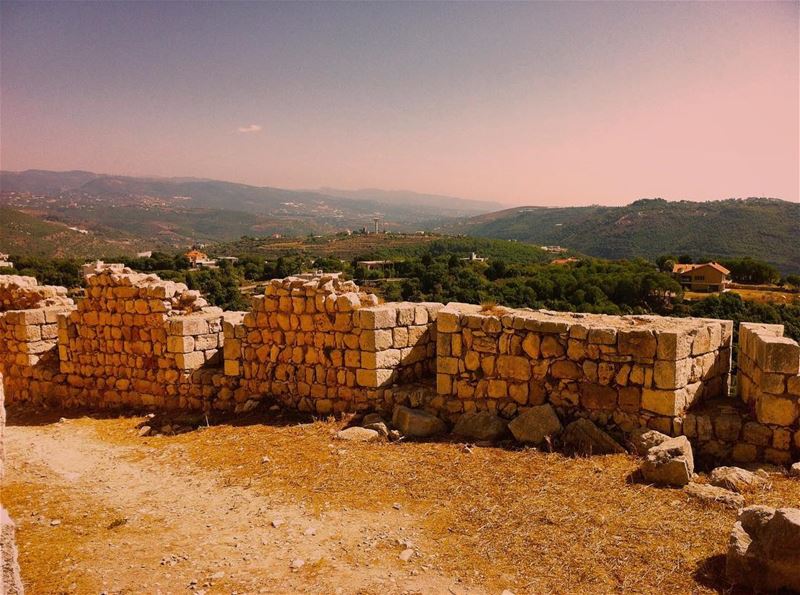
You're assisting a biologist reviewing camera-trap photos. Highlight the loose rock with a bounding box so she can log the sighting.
[452,412,508,441]
[710,466,769,493]
[684,483,745,509]
[640,436,694,486]
[726,506,800,592]
[392,406,447,438]
[508,404,562,445]
[398,548,414,562]
[562,418,625,455]
[789,462,800,478]
[629,427,671,456]
[335,427,381,442]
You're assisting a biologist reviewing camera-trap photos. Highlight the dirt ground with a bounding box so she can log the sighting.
[3,407,799,595]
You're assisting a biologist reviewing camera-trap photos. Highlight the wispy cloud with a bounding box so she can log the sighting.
[237,124,262,133]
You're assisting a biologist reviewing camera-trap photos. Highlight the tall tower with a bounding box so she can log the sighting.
[373,217,380,234]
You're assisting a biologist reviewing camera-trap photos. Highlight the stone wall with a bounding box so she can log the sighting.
[55,267,238,410]
[434,303,732,434]
[0,268,797,466]
[222,276,441,414]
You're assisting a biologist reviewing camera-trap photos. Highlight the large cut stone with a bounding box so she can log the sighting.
[562,418,625,455]
[640,436,694,486]
[726,506,800,592]
[453,412,508,441]
[508,404,562,445]
[392,406,447,438]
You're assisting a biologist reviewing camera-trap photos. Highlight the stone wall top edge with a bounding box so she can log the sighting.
[439,302,730,333]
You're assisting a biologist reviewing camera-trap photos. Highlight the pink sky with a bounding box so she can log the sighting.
[1,1,798,205]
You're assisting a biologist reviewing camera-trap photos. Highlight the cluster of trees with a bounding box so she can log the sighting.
[2,240,798,341]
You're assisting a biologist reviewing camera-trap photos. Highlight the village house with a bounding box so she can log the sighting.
[185,249,217,268]
[356,260,394,271]
[672,262,730,292]
[0,253,13,269]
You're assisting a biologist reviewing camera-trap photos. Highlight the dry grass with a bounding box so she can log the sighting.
[91,410,798,594]
[7,408,800,594]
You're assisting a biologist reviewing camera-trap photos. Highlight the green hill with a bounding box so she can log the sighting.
[448,198,800,273]
[0,207,150,258]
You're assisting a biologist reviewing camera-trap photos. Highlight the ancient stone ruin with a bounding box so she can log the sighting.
[1,269,799,465]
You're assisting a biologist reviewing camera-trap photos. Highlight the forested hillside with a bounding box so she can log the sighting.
[450,198,800,273]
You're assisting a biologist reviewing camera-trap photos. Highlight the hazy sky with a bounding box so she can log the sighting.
[1,1,798,206]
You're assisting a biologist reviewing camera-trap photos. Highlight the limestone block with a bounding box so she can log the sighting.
[223,360,239,376]
[358,306,397,329]
[361,349,401,370]
[757,337,800,374]
[356,368,394,388]
[406,325,428,345]
[755,394,798,426]
[436,310,460,334]
[580,383,617,410]
[392,405,447,437]
[640,436,694,486]
[654,358,691,390]
[396,303,416,326]
[588,327,616,345]
[175,351,205,370]
[359,329,394,352]
[550,360,581,380]
[453,412,508,441]
[642,387,685,417]
[487,379,508,399]
[618,330,657,359]
[540,335,565,358]
[167,335,195,353]
[496,355,531,381]
[657,331,693,360]
[508,404,562,444]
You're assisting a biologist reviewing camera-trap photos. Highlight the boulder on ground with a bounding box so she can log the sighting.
[726,505,800,592]
[363,422,389,437]
[789,462,800,478]
[335,427,381,442]
[508,404,562,445]
[562,418,625,455]
[392,406,447,438]
[710,466,769,493]
[453,412,508,441]
[362,413,386,426]
[629,427,671,456]
[684,483,744,509]
[640,436,694,486]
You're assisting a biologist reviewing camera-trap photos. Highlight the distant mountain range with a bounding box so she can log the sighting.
[446,197,800,272]
[0,170,500,254]
[2,170,797,272]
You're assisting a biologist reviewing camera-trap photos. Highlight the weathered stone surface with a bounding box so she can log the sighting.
[709,466,769,493]
[562,418,625,455]
[684,483,745,509]
[790,462,800,478]
[629,428,671,456]
[335,427,381,442]
[392,406,447,438]
[726,506,800,592]
[508,404,562,445]
[640,436,694,486]
[453,412,508,441]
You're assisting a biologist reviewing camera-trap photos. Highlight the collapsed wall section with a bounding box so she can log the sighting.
[56,267,236,410]
[434,303,732,434]
[223,276,441,414]
[0,276,75,405]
